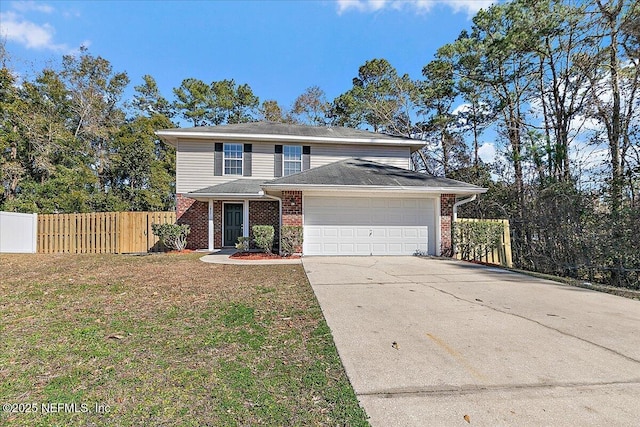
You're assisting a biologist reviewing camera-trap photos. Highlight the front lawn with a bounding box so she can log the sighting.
[0,253,368,426]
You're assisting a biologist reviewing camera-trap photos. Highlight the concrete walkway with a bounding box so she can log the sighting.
[200,249,301,265]
[303,256,640,426]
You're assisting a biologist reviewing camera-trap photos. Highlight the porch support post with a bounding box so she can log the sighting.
[208,200,214,251]
[243,199,250,238]
[435,196,441,257]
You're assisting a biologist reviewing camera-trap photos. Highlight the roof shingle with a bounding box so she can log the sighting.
[164,121,411,141]
[263,159,486,191]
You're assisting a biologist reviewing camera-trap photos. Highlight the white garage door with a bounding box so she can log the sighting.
[303,196,436,256]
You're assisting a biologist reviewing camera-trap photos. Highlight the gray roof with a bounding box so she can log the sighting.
[188,179,266,196]
[156,122,426,150]
[263,159,486,192]
[187,160,486,197]
[164,121,411,141]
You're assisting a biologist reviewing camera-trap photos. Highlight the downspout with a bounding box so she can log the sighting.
[453,194,477,222]
[262,192,283,255]
[452,195,477,255]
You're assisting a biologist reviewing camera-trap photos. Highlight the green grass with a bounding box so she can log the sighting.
[0,253,369,426]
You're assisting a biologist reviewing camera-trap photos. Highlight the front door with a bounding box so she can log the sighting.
[224,203,243,247]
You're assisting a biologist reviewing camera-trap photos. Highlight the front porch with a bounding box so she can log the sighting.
[177,195,280,251]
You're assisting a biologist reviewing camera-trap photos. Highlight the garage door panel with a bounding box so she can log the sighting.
[403,228,420,238]
[354,243,370,253]
[339,243,354,253]
[304,196,436,256]
[355,228,370,238]
[339,228,355,238]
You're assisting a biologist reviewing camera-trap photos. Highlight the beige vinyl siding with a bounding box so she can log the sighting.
[310,144,410,169]
[176,140,412,193]
[176,140,278,193]
[176,141,216,193]
[252,143,275,178]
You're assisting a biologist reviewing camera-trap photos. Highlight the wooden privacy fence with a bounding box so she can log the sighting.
[454,218,513,268]
[37,211,176,254]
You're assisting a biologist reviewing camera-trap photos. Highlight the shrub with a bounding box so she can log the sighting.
[453,220,504,261]
[252,225,274,254]
[151,223,191,252]
[235,236,250,252]
[281,225,303,256]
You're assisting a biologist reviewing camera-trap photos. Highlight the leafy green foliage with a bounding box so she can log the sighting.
[151,223,190,251]
[235,236,250,252]
[0,49,175,213]
[280,225,303,256]
[172,78,259,126]
[453,221,504,261]
[252,225,275,254]
[330,58,418,136]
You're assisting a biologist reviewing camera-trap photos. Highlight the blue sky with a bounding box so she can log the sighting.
[1,0,496,107]
[1,0,501,163]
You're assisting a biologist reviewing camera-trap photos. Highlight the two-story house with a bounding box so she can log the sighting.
[156,122,486,256]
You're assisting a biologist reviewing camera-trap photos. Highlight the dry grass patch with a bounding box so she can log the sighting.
[0,253,368,426]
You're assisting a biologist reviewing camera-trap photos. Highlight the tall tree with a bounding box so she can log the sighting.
[525,0,591,183]
[173,78,259,126]
[416,58,469,176]
[172,78,212,126]
[133,74,174,119]
[330,58,418,136]
[292,86,330,125]
[0,66,25,203]
[578,0,639,218]
[211,79,259,124]
[259,99,296,123]
[61,47,129,192]
[110,75,176,211]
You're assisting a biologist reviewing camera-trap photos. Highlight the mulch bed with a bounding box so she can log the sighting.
[230,252,300,260]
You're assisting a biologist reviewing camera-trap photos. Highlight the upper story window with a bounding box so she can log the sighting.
[224,143,243,175]
[283,145,302,176]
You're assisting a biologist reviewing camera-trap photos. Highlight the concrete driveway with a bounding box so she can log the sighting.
[303,256,640,426]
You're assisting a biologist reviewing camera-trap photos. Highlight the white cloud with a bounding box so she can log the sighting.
[10,1,54,14]
[438,0,494,14]
[0,11,68,51]
[0,3,84,53]
[478,142,496,163]
[336,0,495,16]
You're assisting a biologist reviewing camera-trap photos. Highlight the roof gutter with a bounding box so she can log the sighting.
[155,130,423,149]
[185,193,267,201]
[261,184,487,195]
[452,194,477,222]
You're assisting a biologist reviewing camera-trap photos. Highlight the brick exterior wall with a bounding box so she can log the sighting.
[177,191,459,256]
[176,196,281,251]
[249,200,280,251]
[213,201,222,249]
[282,191,302,226]
[440,194,456,257]
[176,194,208,250]
[282,190,303,253]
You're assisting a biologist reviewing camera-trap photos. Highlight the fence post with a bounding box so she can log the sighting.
[503,219,513,268]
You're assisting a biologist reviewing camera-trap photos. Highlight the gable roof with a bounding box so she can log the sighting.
[156,122,425,150]
[262,159,487,194]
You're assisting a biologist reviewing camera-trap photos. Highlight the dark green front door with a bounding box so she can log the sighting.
[224,204,243,247]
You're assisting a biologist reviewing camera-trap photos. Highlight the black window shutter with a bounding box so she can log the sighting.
[214,143,223,176]
[243,144,252,176]
[274,145,283,177]
[302,146,311,171]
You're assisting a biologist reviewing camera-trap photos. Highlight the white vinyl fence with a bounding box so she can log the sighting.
[0,212,38,253]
